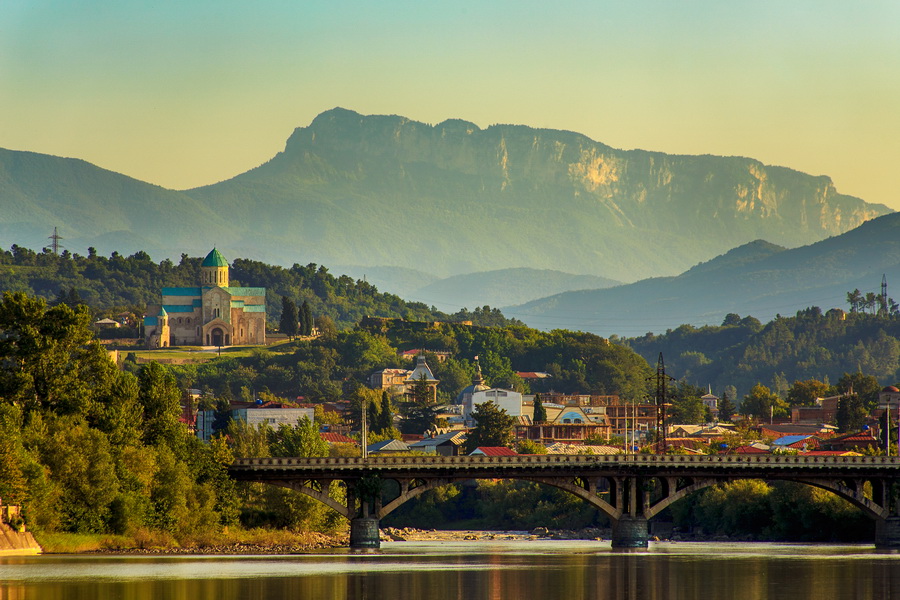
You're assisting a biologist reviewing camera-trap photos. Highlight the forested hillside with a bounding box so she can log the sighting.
[0,245,520,330]
[624,307,900,399]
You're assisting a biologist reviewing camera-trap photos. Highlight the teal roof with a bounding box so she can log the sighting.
[225,287,266,296]
[201,248,229,268]
[162,287,201,296]
[158,307,168,316]
[161,305,196,313]
[242,305,266,313]
[145,316,158,327]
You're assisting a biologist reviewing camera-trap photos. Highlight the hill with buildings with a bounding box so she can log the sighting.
[0,108,889,297]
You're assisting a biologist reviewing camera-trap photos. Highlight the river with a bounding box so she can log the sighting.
[1,540,898,599]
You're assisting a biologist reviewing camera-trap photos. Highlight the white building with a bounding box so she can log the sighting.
[196,406,315,442]
[465,388,523,422]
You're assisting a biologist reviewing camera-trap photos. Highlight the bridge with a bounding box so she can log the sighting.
[228,454,900,549]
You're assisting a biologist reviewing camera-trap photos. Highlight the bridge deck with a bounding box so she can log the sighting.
[230,454,900,481]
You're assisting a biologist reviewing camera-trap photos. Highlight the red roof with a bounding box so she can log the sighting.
[731,445,768,454]
[472,446,518,456]
[320,432,357,444]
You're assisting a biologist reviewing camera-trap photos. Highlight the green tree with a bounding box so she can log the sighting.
[279,296,298,339]
[300,300,314,336]
[717,392,736,423]
[835,394,867,433]
[532,394,547,424]
[465,401,516,453]
[268,418,329,457]
[836,372,882,412]
[137,362,183,448]
[787,379,834,407]
[0,292,100,415]
[667,381,707,424]
[740,383,787,420]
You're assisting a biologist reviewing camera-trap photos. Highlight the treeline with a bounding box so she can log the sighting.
[160,321,654,405]
[0,292,239,541]
[0,245,522,330]
[382,478,871,542]
[624,307,900,400]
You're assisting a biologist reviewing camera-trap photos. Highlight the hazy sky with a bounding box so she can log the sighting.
[2,1,899,208]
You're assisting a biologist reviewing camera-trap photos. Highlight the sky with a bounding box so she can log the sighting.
[2,1,899,208]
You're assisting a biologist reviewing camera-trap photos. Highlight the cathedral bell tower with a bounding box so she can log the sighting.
[201,248,229,287]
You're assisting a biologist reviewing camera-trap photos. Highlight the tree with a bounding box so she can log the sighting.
[532,394,547,424]
[465,401,516,453]
[740,383,787,420]
[718,392,736,423]
[836,372,882,412]
[847,289,863,313]
[137,362,183,448]
[835,394,867,433]
[268,417,329,457]
[0,292,100,415]
[300,301,313,336]
[786,379,834,408]
[667,382,707,424]
[279,296,298,339]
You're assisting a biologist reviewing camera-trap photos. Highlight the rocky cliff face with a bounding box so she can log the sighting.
[196,107,884,280]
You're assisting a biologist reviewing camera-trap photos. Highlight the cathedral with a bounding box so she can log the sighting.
[144,249,266,348]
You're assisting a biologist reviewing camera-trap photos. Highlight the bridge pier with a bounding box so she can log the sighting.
[876,517,900,549]
[611,516,649,549]
[350,517,381,549]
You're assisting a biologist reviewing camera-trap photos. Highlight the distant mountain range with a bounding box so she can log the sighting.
[507,212,900,337]
[0,108,889,289]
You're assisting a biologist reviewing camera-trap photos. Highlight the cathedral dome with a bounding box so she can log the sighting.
[202,248,228,268]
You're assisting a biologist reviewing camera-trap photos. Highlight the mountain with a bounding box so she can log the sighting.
[507,212,900,337]
[0,108,890,280]
[407,268,620,310]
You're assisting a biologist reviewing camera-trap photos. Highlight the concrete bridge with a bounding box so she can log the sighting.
[228,454,900,549]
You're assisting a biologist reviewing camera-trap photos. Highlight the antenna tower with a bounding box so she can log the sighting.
[882,274,889,316]
[48,227,64,255]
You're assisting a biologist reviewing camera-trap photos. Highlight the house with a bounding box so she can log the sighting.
[93,318,120,328]
[759,423,836,440]
[368,368,412,393]
[144,248,266,348]
[469,446,517,457]
[320,432,357,445]
[544,442,621,455]
[367,439,410,454]
[771,435,820,451]
[407,431,467,456]
[791,395,841,424]
[515,405,612,445]
[820,430,880,453]
[399,349,451,363]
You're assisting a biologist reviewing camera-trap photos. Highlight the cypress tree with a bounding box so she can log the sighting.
[533,393,547,424]
[279,296,298,339]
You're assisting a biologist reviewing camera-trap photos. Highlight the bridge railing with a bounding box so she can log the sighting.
[231,454,900,470]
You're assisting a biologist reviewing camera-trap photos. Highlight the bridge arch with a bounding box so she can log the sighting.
[228,454,900,548]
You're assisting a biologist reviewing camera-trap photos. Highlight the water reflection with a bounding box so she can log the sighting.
[1,542,898,600]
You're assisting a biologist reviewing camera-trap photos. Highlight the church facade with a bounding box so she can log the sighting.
[144,249,266,348]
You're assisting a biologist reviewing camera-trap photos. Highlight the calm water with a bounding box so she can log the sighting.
[1,541,898,600]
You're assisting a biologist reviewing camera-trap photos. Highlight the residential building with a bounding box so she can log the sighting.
[196,403,314,442]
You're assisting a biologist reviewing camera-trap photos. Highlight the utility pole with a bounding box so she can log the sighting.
[48,227,63,255]
[652,353,674,453]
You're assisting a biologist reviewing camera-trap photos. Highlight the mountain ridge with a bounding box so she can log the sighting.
[0,108,890,288]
